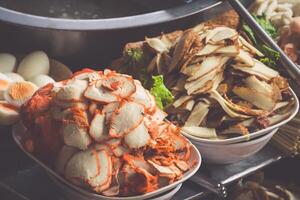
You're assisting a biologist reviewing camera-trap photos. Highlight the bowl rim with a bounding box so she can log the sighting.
[181,87,299,145]
[0,0,222,30]
[190,128,278,147]
[12,123,201,200]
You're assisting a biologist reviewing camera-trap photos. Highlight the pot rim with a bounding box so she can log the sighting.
[0,0,222,30]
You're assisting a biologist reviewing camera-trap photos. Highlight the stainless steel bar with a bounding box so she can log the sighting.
[227,0,300,85]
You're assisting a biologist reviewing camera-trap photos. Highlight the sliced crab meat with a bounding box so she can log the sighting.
[147,160,177,178]
[185,101,210,126]
[65,148,101,184]
[150,108,167,123]
[4,81,38,107]
[63,123,91,150]
[103,102,120,123]
[55,145,78,175]
[88,150,112,192]
[109,101,144,137]
[124,122,150,149]
[182,126,217,139]
[72,69,101,82]
[0,101,19,125]
[56,79,88,101]
[102,75,136,99]
[130,80,152,109]
[89,113,108,142]
[65,148,112,192]
[84,81,118,103]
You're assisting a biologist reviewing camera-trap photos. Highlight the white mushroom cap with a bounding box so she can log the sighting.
[17,51,50,80]
[0,53,16,73]
[4,81,38,107]
[5,73,24,82]
[29,74,55,88]
[0,101,19,125]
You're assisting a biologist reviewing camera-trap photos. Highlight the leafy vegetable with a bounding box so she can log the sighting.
[242,15,280,68]
[259,45,280,68]
[150,75,174,109]
[253,15,278,39]
[123,48,150,86]
[242,22,257,44]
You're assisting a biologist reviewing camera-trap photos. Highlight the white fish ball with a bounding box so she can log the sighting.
[0,53,16,73]
[17,51,50,80]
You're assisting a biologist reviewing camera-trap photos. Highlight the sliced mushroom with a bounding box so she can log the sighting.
[187,56,222,82]
[211,27,238,43]
[205,27,229,44]
[145,37,169,53]
[214,45,240,56]
[182,126,217,139]
[146,55,157,73]
[233,86,276,111]
[168,30,197,73]
[173,95,193,108]
[196,44,221,56]
[210,90,251,118]
[220,124,249,136]
[239,36,264,57]
[235,49,255,67]
[185,101,210,126]
[232,59,279,80]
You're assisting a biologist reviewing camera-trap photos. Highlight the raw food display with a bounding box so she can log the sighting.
[113,24,296,140]
[20,69,194,197]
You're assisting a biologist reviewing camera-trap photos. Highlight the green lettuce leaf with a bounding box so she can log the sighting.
[150,75,174,109]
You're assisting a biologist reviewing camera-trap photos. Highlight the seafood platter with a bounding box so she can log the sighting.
[1,0,300,199]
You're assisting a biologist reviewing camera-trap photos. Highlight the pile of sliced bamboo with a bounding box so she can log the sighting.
[271,113,300,156]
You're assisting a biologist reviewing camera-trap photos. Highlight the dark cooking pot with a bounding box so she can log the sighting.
[0,0,248,69]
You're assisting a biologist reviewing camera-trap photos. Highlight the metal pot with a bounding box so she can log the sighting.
[0,0,235,68]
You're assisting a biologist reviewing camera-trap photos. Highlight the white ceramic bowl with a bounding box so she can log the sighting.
[189,128,278,164]
[12,123,201,200]
[48,172,182,200]
[181,88,299,145]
